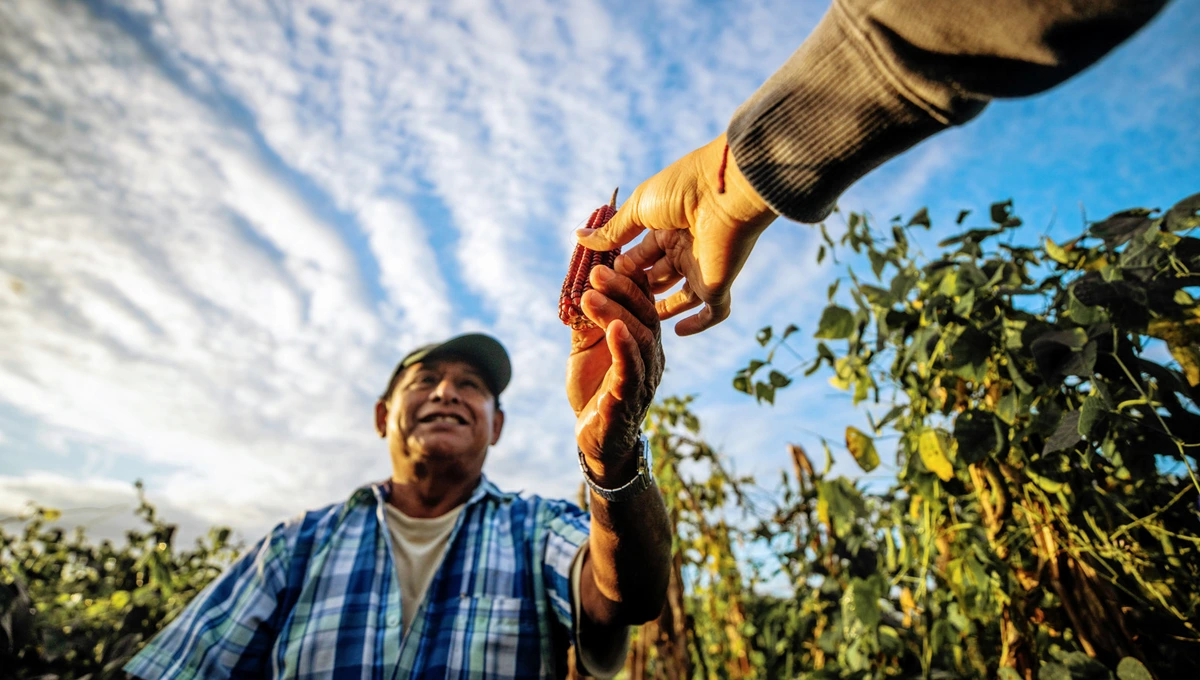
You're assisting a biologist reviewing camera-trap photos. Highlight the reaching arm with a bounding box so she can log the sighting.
[729,0,1169,223]
[566,253,673,626]
[579,0,1168,335]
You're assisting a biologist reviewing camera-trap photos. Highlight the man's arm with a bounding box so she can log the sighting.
[565,253,673,627]
[729,0,1169,223]
[580,455,672,627]
[124,525,291,679]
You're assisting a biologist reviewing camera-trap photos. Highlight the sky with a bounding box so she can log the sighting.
[1,0,1197,545]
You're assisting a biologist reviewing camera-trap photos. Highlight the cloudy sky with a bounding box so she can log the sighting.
[2,0,1197,543]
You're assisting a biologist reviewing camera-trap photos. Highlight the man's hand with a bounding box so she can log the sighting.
[566,254,664,487]
[576,133,778,336]
[565,253,671,630]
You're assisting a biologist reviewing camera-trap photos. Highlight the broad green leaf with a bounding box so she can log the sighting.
[841,576,884,636]
[1043,410,1083,454]
[745,359,765,377]
[1067,287,1106,325]
[755,326,772,347]
[869,249,888,279]
[768,370,792,388]
[780,323,800,340]
[918,429,955,481]
[907,207,930,229]
[845,427,880,472]
[947,327,992,383]
[1164,192,1200,231]
[732,375,751,394]
[1077,393,1105,439]
[814,305,856,340]
[754,381,775,405]
[990,199,1021,227]
[1116,657,1153,680]
[956,209,971,225]
[953,410,1004,463]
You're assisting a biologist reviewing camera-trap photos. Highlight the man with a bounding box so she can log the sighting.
[125,254,672,679]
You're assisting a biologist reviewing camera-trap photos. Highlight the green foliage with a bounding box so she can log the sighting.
[7,189,1198,680]
[0,482,240,679]
[736,194,1200,678]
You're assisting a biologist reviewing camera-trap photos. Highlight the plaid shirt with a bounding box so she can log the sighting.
[125,477,590,679]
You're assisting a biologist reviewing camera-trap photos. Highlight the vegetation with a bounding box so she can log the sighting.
[722,192,1199,678]
[0,483,238,679]
[3,194,1196,679]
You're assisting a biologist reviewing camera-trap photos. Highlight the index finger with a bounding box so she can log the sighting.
[624,230,667,269]
[673,298,730,337]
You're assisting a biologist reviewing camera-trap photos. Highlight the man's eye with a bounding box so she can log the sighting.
[460,379,482,390]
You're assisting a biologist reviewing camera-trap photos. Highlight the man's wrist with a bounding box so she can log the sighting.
[578,437,654,502]
[582,449,639,489]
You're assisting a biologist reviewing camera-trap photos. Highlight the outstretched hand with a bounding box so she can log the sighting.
[576,134,778,336]
[566,254,664,487]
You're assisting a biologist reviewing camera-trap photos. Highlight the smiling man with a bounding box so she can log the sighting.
[124,255,672,679]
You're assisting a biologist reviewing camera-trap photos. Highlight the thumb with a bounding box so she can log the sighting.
[577,203,644,252]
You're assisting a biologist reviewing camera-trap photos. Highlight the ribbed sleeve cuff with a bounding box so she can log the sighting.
[726,1,981,224]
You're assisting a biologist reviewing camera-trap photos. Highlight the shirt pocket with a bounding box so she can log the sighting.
[423,595,542,677]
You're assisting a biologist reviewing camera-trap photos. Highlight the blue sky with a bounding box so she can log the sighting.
[1,0,1196,542]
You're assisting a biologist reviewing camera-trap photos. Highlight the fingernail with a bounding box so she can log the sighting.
[594,266,614,282]
[575,228,594,238]
[587,290,608,308]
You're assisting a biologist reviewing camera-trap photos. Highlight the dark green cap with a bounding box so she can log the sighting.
[383,333,512,400]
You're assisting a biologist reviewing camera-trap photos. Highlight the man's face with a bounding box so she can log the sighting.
[375,357,504,473]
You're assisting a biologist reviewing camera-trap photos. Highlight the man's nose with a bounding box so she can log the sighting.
[431,378,460,402]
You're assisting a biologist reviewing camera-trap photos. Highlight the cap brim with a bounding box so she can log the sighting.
[402,333,511,397]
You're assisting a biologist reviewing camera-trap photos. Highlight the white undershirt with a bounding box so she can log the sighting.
[382,503,463,635]
[382,503,628,677]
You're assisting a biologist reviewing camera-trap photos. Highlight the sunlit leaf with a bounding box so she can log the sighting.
[845,427,880,472]
[918,429,955,481]
[814,306,856,340]
[1117,657,1154,680]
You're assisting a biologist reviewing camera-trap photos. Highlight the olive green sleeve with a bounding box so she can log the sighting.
[727,0,1168,223]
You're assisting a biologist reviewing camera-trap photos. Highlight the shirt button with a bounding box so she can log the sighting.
[386,611,400,627]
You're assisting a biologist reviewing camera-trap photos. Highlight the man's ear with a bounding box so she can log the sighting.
[374,400,389,438]
[490,409,505,446]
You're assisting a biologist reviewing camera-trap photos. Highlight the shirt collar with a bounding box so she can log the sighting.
[348,473,517,511]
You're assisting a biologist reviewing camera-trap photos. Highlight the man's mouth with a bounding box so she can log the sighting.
[419,412,467,425]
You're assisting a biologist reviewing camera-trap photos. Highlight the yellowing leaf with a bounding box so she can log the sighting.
[1170,344,1200,386]
[845,427,880,472]
[918,429,955,482]
[1044,237,1078,265]
[42,508,62,521]
[817,493,830,530]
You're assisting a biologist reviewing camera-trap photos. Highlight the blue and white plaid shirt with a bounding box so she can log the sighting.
[125,477,591,679]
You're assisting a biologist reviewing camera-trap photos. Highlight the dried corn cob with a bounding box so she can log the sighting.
[559,190,621,330]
